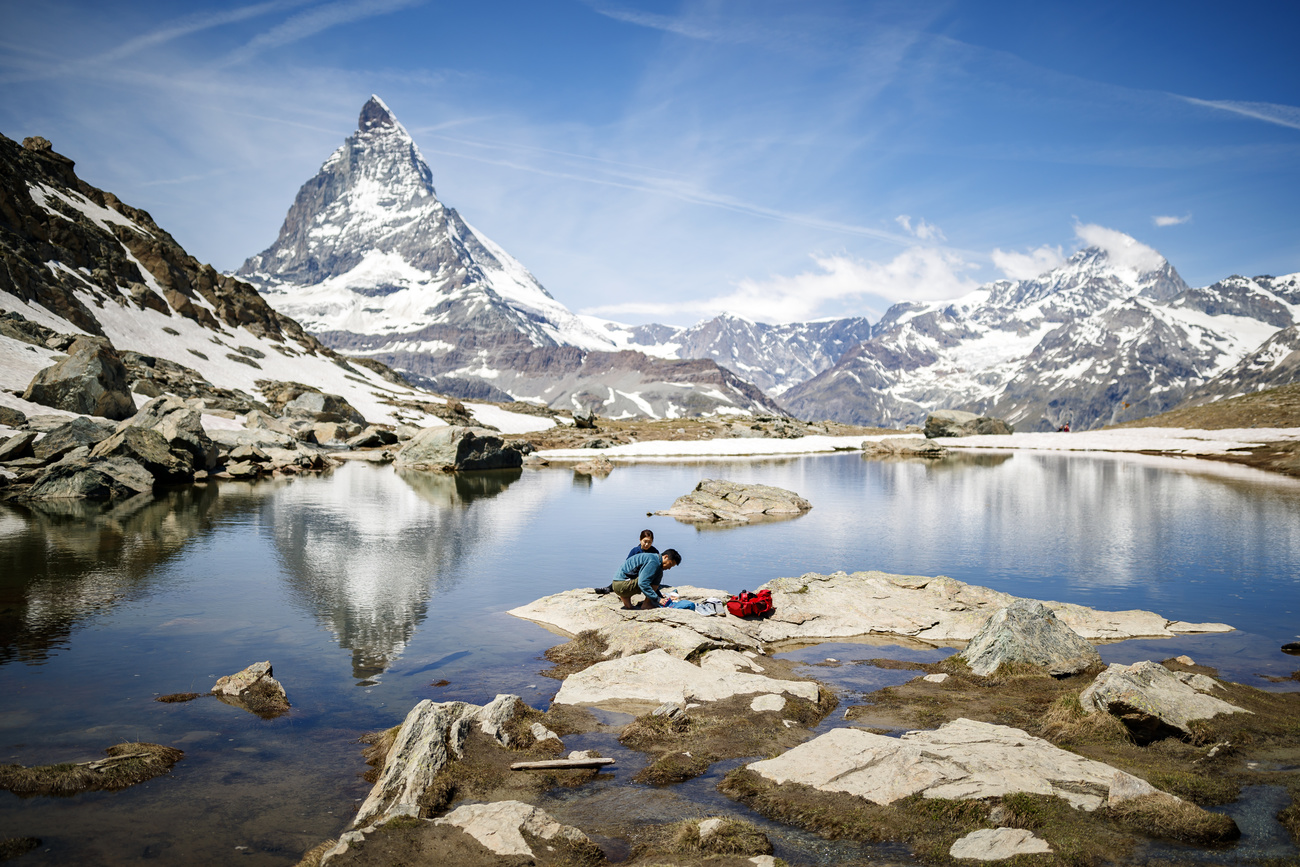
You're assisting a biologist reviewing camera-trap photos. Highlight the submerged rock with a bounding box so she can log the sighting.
[747,717,1179,812]
[1079,660,1249,741]
[211,661,290,719]
[394,426,524,471]
[959,599,1102,677]
[654,478,812,524]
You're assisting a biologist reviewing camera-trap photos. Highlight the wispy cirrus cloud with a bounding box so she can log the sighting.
[1153,214,1191,227]
[1178,96,1300,131]
[221,0,427,67]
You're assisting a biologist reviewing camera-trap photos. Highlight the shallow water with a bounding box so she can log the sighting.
[1,450,1298,864]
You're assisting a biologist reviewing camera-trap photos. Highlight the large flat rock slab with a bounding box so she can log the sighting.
[653,478,812,524]
[747,717,1173,812]
[511,572,1232,647]
[552,648,818,711]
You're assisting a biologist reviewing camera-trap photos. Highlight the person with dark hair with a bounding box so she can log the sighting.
[610,549,681,610]
[627,529,658,560]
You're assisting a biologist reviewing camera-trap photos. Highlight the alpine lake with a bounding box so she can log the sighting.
[2,448,1299,865]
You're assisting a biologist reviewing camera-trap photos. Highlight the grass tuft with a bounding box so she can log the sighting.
[542,630,610,679]
[0,743,184,797]
[155,692,201,703]
[1108,794,1240,845]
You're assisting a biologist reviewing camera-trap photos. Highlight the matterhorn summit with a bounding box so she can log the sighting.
[238,95,614,354]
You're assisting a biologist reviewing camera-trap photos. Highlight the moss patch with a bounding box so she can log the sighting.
[0,743,183,797]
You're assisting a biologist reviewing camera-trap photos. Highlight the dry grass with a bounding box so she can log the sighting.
[542,630,610,679]
[1280,784,1300,845]
[667,818,773,856]
[1107,793,1239,845]
[632,751,712,786]
[292,837,337,867]
[1037,693,1133,746]
[0,743,184,797]
[1107,382,1300,431]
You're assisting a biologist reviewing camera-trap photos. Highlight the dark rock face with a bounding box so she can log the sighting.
[0,431,37,461]
[26,451,154,501]
[90,427,195,483]
[282,391,366,425]
[394,426,525,471]
[120,396,218,470]
[32,416,114,461]
[0,406,28,427]
[22,336,135,420]
[923,410,1014,439]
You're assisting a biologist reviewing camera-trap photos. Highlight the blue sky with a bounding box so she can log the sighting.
[2,0,1297,325]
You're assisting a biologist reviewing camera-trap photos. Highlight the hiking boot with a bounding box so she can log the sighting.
[592,585,612,595]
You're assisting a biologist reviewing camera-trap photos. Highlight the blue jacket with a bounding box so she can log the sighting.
[615,551,664,601]
[627,543,659,560]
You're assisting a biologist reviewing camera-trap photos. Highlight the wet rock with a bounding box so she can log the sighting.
[120,396,217,470]
[512,572,1232,647]
[959,599,1102,677]
[211,661,290,719]
[924,409,1014,439]
[553,648,818,711]
[25,451,154,501]
[394,425,525,471]
[1282,642,1300,656]
[1079,660,1249,741]
[89,427,194,483]
[654,478,812,524]
[429,801,593,858]
[282,391,366,426]
[748,717,1177,812]
[949,828,1052,860]
[0,431,37,462]
[22,336,135,420]
[32,416,114,462]
[352,694,528,829]
[861,437,949,457]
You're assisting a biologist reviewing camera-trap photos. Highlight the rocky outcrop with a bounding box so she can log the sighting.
[552,648,818,711]
[22,336,136,420]
[511,572,1232,646]
[120,396,217,470]
[282,391,366,426]
[958,599,1102,677]
[433,801,593,857]
[31,416,114,461]
[748,717,1182,812]
[352,694,529,829]
[211,661,290,719]
[924,410,1014,439]
[1079,661,1249,742]
[24,449,154,501]
[654,479,812,524]
[89,427,194,483]
[950,828,1052,860]
[394,426,524,471]
[861,436,949,457]
[0,431,36,461]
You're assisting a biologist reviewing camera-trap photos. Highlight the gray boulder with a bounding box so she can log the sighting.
[26,450,154,501]
[654,478,812,524]
[90,427,195,482]
[1079,661,1249,742]
[32,416,115,462]
[573,455,614,475]
[959,599,1102,677]
[119,396,217,469]
[244,410,294,436]
[0,432,37,462]
[924,409,1014,439]
[0,406,27,428]
[394,425,524,471]
[282,391,366,426]
[22,336,136,420]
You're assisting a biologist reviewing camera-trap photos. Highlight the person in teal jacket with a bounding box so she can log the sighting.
[610,549,681,610]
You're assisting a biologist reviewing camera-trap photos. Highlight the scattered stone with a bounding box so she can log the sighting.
[434,800,593,857]
[553,648,818,711]
[311,421,362,444]
[394,425,525,471]
[22,335,135,420]
[747,717,1179,812]
[572,454,614,475]
[0,431,36,462]
[923,673,950,684]
[924,409,1014,439]
[959,599,1102,677]
[228,443,270,463]
[31,416,114,461]
[1079,661,1249,742]
[394,423,423,441]
[861,437,949,457]
[949,828,1052,860]
[244,410,294,436]
[1174,655,1196,665]
[654,478,812,524]
[211,661,290,719]
[529,722,561,745]
[751,694,786,712]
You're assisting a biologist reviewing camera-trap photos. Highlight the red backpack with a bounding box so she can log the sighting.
[726,589,774,619]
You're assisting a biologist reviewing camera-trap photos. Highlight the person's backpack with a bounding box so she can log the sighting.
[726,589,774,618]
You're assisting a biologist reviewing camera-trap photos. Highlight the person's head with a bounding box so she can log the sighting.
[661,549,681,570]
[639,529,654,551]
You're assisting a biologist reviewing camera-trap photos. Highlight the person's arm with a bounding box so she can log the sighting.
[635,558,661,601]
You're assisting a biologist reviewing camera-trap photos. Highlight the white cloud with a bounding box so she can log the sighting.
[991,244,1065,280]
[584,248,978,324]
[895,214,945,242]
[1074,223,1165,272]
[1153,214,1191,227]
[1179,96,1300,131]
[222,0,427,66]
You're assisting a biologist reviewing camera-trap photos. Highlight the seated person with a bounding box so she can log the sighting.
[610,549,681,610]
[627,528,659,560]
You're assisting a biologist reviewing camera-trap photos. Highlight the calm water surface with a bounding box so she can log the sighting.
[2,450,1298,864]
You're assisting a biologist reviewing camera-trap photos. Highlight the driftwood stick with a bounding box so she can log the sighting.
[79,752,150,770]
[510,758,614,771]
